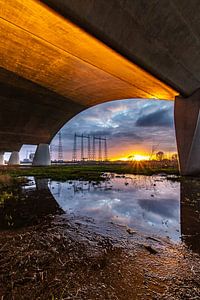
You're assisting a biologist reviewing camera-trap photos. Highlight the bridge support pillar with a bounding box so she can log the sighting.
[8,151,20,165]
[175,89,200,175]
[32,144,51,166]
[0,152,4,165]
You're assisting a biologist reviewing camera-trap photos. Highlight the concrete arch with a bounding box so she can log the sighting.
[0,67,175,154]
[0,0,177,153]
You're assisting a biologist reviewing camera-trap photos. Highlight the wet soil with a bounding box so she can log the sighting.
[0,214,200,300]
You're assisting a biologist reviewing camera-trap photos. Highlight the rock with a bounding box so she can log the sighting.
[143,244,158,254]
[126,227,136,235]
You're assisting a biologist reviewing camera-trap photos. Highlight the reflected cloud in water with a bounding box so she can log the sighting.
[49,175,180,241]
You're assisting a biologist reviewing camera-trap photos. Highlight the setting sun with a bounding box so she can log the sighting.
[112,153,150,161]
[133,154,150,161]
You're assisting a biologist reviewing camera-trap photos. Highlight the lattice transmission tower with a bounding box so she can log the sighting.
[72,133,77,161]
[72,133,108,162]
[58,131,63,161]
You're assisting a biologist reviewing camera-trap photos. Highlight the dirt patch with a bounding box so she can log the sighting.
[0,215,200,300]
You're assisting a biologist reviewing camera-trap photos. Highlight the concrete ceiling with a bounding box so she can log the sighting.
[42,0,200,96]
[2,0,196,151]
[0,0,176,103]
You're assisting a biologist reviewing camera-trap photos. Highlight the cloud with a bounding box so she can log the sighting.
[110,131,143,144]
[51,100,176,159]
[18,99,176,160]
[135,107,173,127]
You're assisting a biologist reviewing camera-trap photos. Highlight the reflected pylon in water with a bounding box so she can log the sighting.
[36,178,49,190]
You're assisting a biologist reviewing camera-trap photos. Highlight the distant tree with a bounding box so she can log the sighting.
[171,153,178,161]
[128,155,134,161]
[156,151,164,161]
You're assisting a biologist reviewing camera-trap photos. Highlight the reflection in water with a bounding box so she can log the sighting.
[49,175,181,241]
[0,178,62,229]
[181,179,200,254]
[0,175,200,255]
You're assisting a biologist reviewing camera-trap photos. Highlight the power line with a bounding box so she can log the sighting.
[72,134,108,161]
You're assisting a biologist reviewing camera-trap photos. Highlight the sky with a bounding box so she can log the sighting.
[9,98,177,161]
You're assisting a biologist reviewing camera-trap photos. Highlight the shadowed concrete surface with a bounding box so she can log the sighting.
[41,0,200,96]
[0,68,85,152]
[1,0,200,174]
[175,89,200,175]
[181,179,200,254]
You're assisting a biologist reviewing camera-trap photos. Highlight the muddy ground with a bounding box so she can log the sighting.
[0,213,200,300]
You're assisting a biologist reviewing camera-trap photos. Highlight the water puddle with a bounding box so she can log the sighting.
[0,174,200,254]
[49,174,180,242]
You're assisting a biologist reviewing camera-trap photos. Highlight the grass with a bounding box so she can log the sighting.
[0,174,28,188]
[0,163,180,183]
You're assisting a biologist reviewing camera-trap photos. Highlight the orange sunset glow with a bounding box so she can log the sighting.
[111,153,151,161]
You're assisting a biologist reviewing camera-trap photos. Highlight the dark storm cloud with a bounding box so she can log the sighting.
[87,130,112,137]
[111,131,143,141]
[135,107,173,127]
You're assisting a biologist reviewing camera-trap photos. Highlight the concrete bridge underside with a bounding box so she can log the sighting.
[0,0,200,175]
